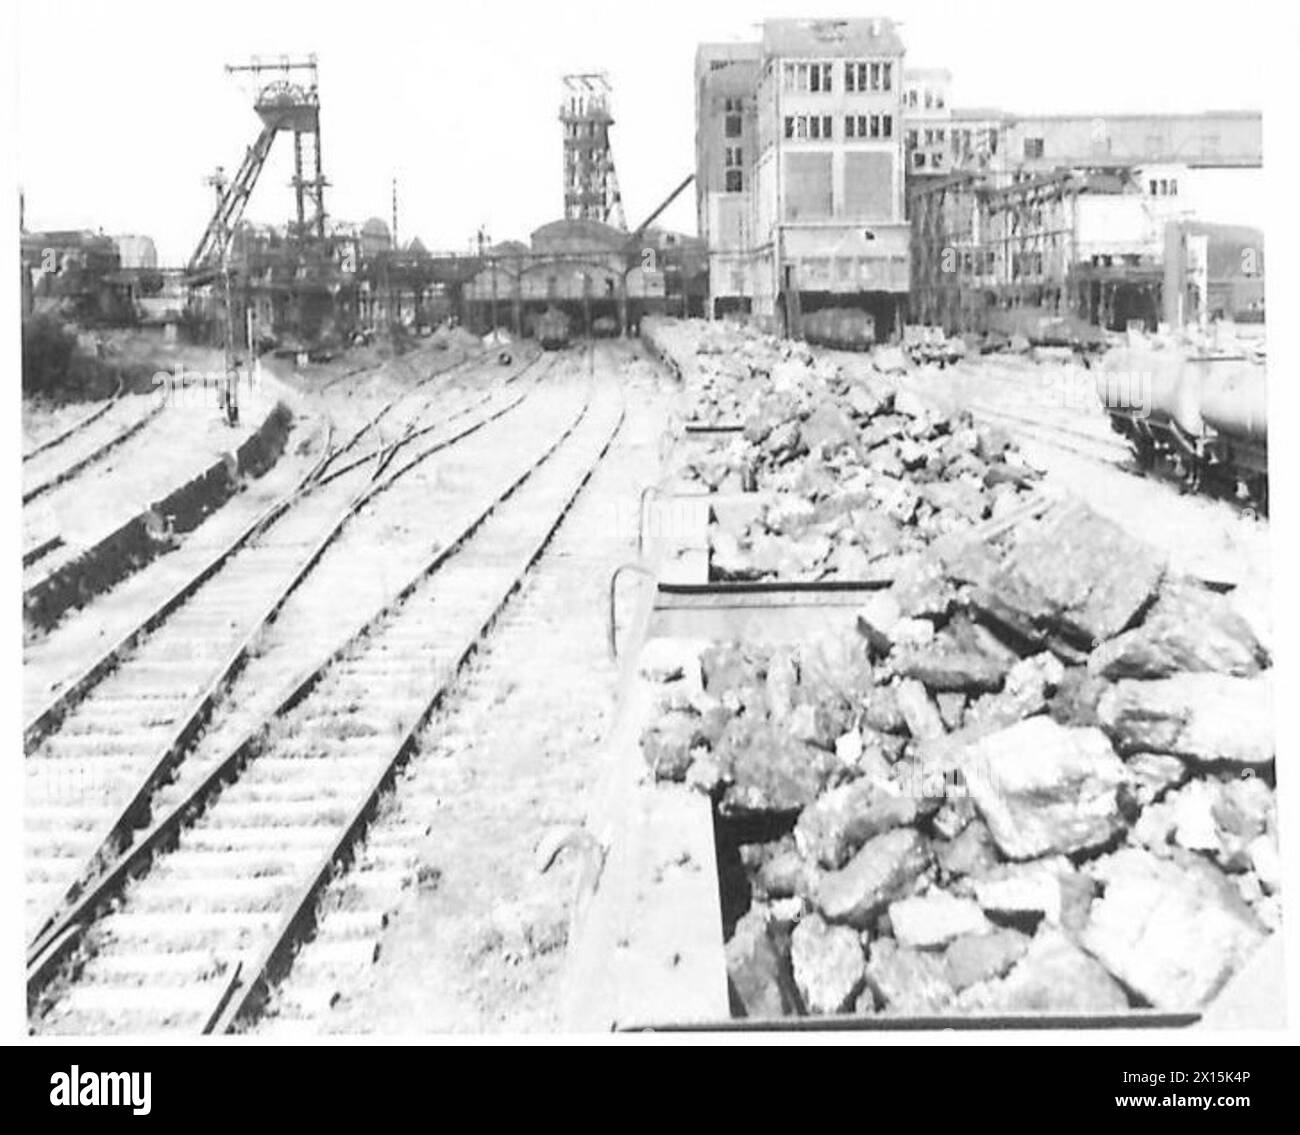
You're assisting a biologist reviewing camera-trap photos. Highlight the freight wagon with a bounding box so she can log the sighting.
[1097,347,1268,510]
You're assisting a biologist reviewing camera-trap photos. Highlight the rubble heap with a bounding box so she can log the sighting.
[648,319,1044,582]
[637,503,1277,1018]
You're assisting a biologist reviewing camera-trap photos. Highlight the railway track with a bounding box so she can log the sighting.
[968,401,1133,466]
[21,349,483,589]
[22,376,125,464]
[23,394,168,506]
[22,346,524,655]
[259,351,661,1034]
[29,351,624,1034]
[23,352,548,951]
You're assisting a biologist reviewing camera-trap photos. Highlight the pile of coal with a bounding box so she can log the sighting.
[643,318,791,427]
[637,503,1277,1018]
[706,372,1040,583]
[902,326,968,367]
[647,320,1043,581]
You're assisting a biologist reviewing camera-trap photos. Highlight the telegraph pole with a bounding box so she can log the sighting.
[221,231,239,426]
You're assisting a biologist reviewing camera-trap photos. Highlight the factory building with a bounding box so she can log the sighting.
[908,151,1264,335]
[905,106,1264,334]
[695,17,911,338]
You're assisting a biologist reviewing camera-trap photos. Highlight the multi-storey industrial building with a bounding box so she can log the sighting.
[696,17,911,337]
[697,18,1264,338]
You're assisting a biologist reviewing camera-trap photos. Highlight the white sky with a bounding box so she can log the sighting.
[13,0,1284,265]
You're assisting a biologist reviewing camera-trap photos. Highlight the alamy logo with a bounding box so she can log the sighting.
[49,1067,151,1116]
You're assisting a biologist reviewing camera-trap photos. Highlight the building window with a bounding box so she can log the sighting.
[845,115,856,138]
[1169,178,1178,196]
[725,114,741,137]
[905,87,918,108]
[786,115,832,140]
[783,62,833,93]
[1023,137,1044,159]
[724,97,743,112]
[842,61,891,92]
[725,169,743,192]
[905,128,918,149]
[914,151,926,168]
[882,114,892,138]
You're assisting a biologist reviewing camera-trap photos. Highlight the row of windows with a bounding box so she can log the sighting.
[844,62,892,92]
[845,114,893,139]
[784,114,894,140]
[1149,177,1179,196]
[907,127,949,146]
[786,114,833,139]
[782,60,893,93]
[724,147,743,167]
[904,86,946,109]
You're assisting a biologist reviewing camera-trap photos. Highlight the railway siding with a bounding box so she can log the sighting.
[31,357,625,1034]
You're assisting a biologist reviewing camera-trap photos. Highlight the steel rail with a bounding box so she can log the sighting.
[26,370,602,1012]
[23,397,169,504]
[22,352,541,752]
[24,363,553,960]
[22,376,125,463]
[208,395,625,1033]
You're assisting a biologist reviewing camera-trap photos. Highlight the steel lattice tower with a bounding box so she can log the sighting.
[559,73,627,229]
[188,54,328,278]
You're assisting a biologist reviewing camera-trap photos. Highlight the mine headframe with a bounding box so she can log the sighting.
[559,72,628,231]
[187,54,329,282]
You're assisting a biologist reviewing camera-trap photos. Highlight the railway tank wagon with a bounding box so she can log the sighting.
[1097,345,1268,509]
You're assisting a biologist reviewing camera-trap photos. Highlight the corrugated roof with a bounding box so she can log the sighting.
[760,17,905,58]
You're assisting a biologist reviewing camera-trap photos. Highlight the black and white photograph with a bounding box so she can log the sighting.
[4,0,1297,1070]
